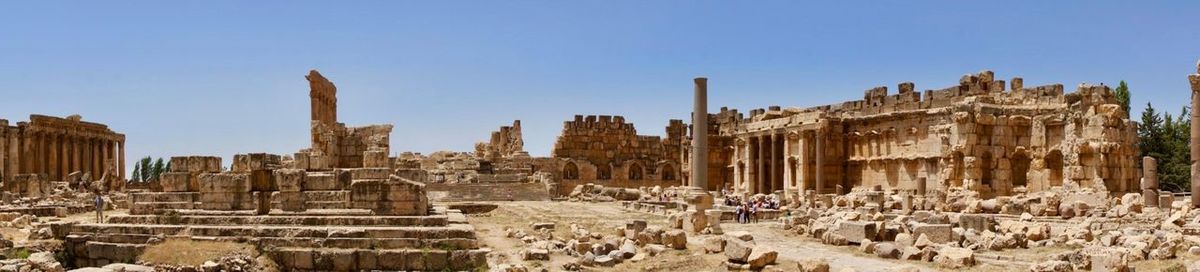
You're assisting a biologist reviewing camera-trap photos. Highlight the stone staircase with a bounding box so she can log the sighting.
[60,207,489,271]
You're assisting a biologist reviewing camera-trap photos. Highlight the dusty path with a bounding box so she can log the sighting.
[463,201,1014,271]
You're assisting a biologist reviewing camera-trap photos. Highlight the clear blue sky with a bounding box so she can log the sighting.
[2,1,1199,175]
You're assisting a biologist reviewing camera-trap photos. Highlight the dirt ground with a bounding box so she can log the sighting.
[467,201,965,271]
[464,201,1200,272]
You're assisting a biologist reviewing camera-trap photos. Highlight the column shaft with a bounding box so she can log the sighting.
[691,77,709,190]
[816,129,825,194]
[119,140,126,180]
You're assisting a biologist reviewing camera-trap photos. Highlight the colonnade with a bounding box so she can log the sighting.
[735,128,825,196]
[0,129,124,182]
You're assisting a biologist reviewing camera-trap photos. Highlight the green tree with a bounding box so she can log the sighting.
[151,158,166,181]
[131,164,142,182]
[1114,80,1131,116]
[138,157,152,181]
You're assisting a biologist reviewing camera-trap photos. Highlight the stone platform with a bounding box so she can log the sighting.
[59,207,488,271]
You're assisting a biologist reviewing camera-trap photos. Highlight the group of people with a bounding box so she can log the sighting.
[722,190,782,224]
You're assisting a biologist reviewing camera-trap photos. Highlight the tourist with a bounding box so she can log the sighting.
[734,203,745,224]
[94,190,105,223]
[750,201,760,223]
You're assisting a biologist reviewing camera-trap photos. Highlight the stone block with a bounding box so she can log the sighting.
[362,150,388,168]
[958,214,994,232]
[836,221,877,243]
[274,169,306,192]
[725,239,754,263]
[159,172,192,192]
[303,172,348,190]
[912,223,954,244]
[198,173,251,193]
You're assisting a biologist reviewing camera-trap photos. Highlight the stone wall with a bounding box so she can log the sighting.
[551,115,683,190]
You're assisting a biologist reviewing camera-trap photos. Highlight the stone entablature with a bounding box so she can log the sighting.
[0,114,126,185]
[720,71,1138,200]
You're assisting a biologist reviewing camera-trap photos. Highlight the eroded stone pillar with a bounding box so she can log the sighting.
[815,128,825,194]
[6,135,17,182]
[771,133,780,194]
[1190,62,1200,207]
[48,134,57,181]
[917,177,928,196]
[1143,156,1159,207]
[118,140,126,180]
[798,133,809,191]
[71,137,80,176]
[0,131,5,182]
[757,135,767,194]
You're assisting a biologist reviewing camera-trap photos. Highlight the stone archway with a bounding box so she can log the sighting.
[628,162,644,180]
[562,161,579,180]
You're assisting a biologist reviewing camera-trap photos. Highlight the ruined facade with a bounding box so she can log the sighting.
[296,70,393,170]
[475,120,529,160]
[711,71,1138,199]
[550,115,684,193]
[0,114,125,184]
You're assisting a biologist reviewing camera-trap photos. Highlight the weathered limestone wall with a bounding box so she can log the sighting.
[551,115,683,190]
[0,115,125,184]
[721,71,1138,200]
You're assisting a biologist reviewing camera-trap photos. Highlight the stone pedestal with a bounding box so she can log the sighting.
[681,187,715,233]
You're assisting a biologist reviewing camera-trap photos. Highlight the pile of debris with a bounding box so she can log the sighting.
[497,220,687,271]
[566,184,642,202]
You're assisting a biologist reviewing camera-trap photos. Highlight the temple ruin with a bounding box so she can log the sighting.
[0,114,126,185]
[700,71,1139,200]
[59,70,487,271]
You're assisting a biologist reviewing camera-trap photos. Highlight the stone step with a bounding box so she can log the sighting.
[105,214,449,226]
[268,247,488,271]
[131,192,197,203]
[130,202,195,215]
[73,233,477,250]
[303,201,349,209]
[303,190,350,202]
[71,223,477,240]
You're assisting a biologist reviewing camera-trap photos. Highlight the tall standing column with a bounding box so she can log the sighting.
[783,133,793,196]
[1188,62,1200,207]
[59,136,68,180]
[72,138,80,176]
[757,136,766,194]
[691,77,709,191]
[48,134,57,180]
[746,138,757,194]
[799,133,809,191]
[0,131,5,182]
[6,135,17,181]
[770,133,780,194]
[118,140,125,180]
[815,128,825,194]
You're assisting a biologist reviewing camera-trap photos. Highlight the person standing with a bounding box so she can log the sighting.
[94,190,105,223]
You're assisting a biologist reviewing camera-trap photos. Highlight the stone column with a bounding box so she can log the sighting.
[72,137,80,176]
[917,177,928,196]
[691,77,709,190]
[815,128,825,194]
[119,140,126,180]
[1143,156,1159,207]
[783,133,793,197]
[757,135,767,194]
[770,133,780,194]
[746,137,756,194]
[59,136,68,180]
[48,134,57,180]
[83,138,92,176]
[799,132,809,191]
[6,135,17,181]
[0,131,5,182]
[1189,62,1200,207]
